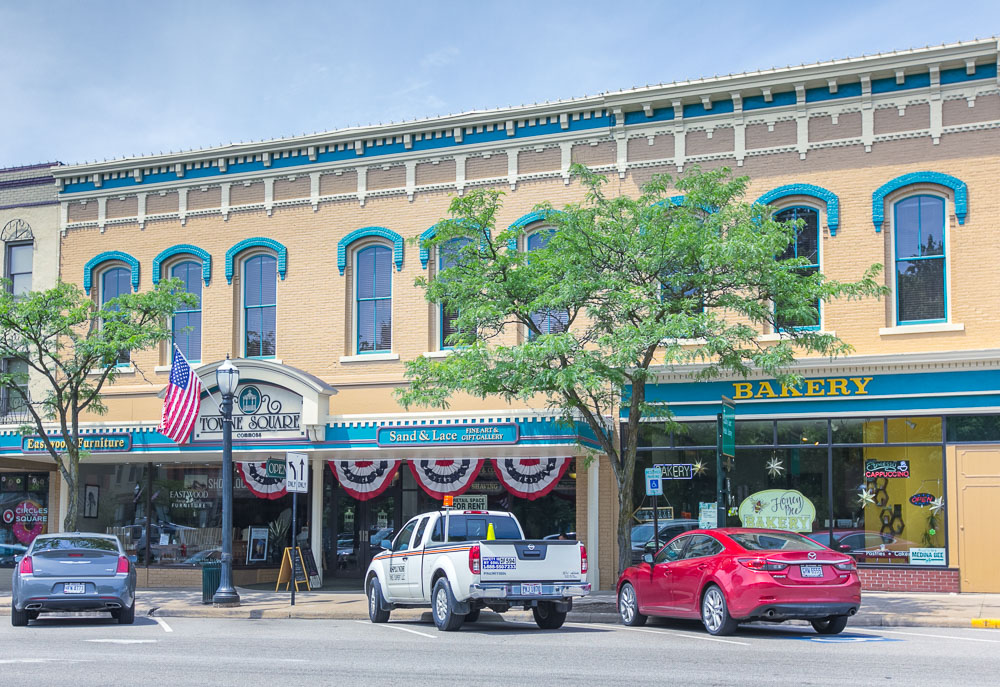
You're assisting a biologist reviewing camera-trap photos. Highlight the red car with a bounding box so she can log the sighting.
[616,528,861,636]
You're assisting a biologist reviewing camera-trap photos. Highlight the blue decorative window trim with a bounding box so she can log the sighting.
[225,237,287,284]
[419,219,486,268]
[337,227,403,275]
[152,244,211,286]
[506,210,565,251]
[756,184,840,236]
[83,251,139,295]
[872,172,967,232]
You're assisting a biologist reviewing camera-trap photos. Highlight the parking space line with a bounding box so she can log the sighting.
[570,622,750,646]
[354,620,437,639]
[84,639,158,644]
[154,617,174,633]
[873,629,1000,644]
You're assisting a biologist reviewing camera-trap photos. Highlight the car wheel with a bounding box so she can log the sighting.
[11,605,29,627]
[532,601,567,629]
[811,615,849,635]
[432,578,464,632]
[617,583,647,627]
[118,601,135,625]
[367,578,391,623]
[701,585,738,636]
[464,607,481,623]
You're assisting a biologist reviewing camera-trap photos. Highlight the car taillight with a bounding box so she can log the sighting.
[469,545,481,575]
[117,556,130,574]
[580,544,588,574]
[19,556,33,575]
[835,559,857,571]
[738,557,787,572]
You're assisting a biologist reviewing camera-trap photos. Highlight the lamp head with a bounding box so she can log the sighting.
[216,355,240,397]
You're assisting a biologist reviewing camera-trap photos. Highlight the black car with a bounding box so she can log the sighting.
[629,519,698,564]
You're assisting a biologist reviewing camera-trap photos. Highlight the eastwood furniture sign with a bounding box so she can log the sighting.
[738,489,817,532]
[376,423,519,447]
[732,377,874,400]
[22,434,131,453]
[193,382,304,441]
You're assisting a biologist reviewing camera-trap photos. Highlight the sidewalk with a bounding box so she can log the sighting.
[3,587,999,627]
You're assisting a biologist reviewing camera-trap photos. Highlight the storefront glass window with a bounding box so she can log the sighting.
[831,418,885,444]
[672,422,717,447]
[776,419,827,446]
[1,473,49,560]
[946,415,1000,442]
[735,420,774,446]
[886,416,942,444]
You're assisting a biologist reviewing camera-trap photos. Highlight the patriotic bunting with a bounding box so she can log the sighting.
[408,459,485,499]
[328,460,401,501]
[235,461,287,500]
[491,457,571,500]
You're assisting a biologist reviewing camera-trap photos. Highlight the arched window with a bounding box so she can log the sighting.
[439,238,471,349]
[2,219,34,297]
[894,195,946,324]
[773,206,820,331]
[170,261,202,362]
[356,245,392,353]
[243,254,277,358]
[526,229,568,338]
[101,266,132,365]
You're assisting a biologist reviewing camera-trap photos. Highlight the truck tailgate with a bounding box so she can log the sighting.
[478,541,583,582]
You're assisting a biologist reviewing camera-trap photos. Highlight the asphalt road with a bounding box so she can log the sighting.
[3,613,1000,686]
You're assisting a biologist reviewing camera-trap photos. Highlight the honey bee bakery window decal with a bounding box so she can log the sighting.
[738,489,817,532]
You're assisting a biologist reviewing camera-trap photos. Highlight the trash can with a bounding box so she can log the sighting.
[201,560,221,604]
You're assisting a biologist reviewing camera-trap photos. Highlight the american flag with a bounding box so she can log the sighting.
[159,345,205,444]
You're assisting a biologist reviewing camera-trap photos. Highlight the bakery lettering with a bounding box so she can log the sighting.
[732,376,873,400]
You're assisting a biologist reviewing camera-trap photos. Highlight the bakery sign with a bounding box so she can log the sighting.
[738,489,817,532]
[193,382,305,441]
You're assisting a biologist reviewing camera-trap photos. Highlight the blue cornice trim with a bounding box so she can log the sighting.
[83,251,140,295]
[756,184,840,236]
[151,244,212,286]
[872,172,967,232]
[419,219,489,268]
[337,227,404,275]
[225,237,287,284]
[507,210,565,251]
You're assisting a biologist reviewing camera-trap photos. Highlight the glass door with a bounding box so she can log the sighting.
[325,470,401,581]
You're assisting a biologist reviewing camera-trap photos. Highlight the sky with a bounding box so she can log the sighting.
[2,1,998,167]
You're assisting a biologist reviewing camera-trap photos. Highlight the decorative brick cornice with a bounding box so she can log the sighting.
[871,171,968,231]
[756,184,841,235]
[337,227,404,275]
[83,251,140,295]
[151,244,212,286]
[225,237,287,284]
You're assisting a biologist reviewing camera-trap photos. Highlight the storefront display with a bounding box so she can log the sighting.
[1,472,49,547]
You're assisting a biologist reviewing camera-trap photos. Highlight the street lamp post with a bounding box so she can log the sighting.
[213,356,241,607]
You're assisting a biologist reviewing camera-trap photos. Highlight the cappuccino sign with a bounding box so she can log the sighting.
[193,382,304,441]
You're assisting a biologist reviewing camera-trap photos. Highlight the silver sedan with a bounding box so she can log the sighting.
[11,533,137,626]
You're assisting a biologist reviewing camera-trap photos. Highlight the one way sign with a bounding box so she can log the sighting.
[285,452,309,493]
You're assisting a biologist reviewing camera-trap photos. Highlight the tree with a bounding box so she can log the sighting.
[397,165,885,576]
[0,279,196,531]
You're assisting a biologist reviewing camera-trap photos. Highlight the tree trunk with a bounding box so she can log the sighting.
[616,473,635,580]
[62,465,78,532]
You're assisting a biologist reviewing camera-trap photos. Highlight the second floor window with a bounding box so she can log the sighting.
[526,229,568,338]
[0,358,28,417]
[439,238,471,349]
[895,195,946,324]
[5,242,32,296]
[171,261,202,362]
[101,267,131,365]
[356,245,392,353]
[774,206,820,331]
[244,254,277,358]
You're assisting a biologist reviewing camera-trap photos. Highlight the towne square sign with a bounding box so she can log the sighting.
[194,382,305,441]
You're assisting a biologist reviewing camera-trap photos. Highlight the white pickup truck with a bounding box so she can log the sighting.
[365,509,590,631]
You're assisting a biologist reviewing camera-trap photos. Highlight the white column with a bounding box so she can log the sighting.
[311,457,324,587]
[587,456,600,591]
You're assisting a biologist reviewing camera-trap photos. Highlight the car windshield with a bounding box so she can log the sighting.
[729,531,826,551]
[631,524,655,544]
[31,537,119,553]
[432,514,522,542]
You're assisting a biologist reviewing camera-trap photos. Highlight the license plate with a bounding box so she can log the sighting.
[64,583,86,594]
[800,565,824,578]
[520,583,542,595]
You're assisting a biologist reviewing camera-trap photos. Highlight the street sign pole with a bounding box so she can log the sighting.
[285,452,309,607]
[290,491,297,606]
[718,396,735,528]
[644,467,663,552]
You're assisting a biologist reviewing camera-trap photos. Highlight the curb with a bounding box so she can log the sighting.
[971,618,1000,629]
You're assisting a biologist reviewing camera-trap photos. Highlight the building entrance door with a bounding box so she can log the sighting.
[324,470,401,582]
[956,447,1000,592]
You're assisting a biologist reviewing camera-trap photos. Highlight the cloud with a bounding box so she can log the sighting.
[419,47,459,70]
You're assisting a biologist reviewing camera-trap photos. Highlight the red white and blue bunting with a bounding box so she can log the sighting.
[328,460,401,501]
[491,457,571,501]
[236,461,287,500]
[408,459,485,499]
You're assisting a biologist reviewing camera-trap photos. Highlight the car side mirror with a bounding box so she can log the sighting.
[128,555,138,563]
[641,553,654,565]
[839,544,852,552]
[13,555,21,563]
[380,539,392,550]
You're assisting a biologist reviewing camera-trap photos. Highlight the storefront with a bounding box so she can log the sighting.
[0,359,596,587]
[633,351,1000,593]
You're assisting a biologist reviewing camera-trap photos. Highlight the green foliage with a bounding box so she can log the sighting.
[399,165,886,574]
[0,278,196,529]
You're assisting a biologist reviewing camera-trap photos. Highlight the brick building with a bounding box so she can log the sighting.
[2,38,999,593]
